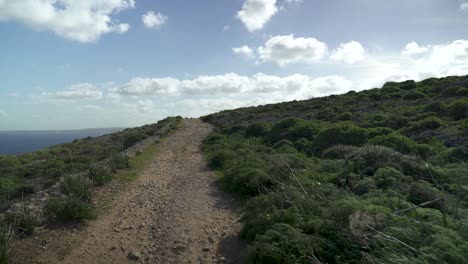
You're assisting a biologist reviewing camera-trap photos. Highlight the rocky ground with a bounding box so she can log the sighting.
[11,119,245,264]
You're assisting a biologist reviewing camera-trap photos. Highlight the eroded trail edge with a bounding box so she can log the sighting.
[14,119,244,264]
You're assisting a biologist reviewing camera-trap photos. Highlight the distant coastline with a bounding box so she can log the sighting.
[0,128,124,155]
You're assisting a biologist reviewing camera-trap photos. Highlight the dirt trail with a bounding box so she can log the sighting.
[12,119,244,264]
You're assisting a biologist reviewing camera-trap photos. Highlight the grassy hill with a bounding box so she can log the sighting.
[202,75,468,263]
[0,117,181,209]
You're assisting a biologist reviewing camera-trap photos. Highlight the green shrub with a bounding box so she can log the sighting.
[385,115,409,130]
[403,91,427,100]
[269,118,302,143]
[409,117,442,131]
[347,145,426,178]
[62,174,93,201]
[123,134,147,149]
[369,132,416,154]
[0,223,14,264]
[425,101,447,114]
[248,223,324,264]
[408,181,441,206]
[353,177,375,196]
[338,111,353,120]
[109,153,130,171]
[313,124,368,153]
[47,196,96,222]
[441,86,463,97]
[448,99,468,120]
[209,150,235,169]
[14,205,42,234]
[87,164,112,186]
[373,167,403,189]
[246,122,271,137]
[456,87,468,96]
[322,145,358,159]
[289,122,321,141]
[368,127,394,138]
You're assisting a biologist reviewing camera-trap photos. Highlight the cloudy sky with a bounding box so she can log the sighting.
[0,0,467,130]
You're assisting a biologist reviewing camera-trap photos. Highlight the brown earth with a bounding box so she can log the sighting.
[11,119,245,264]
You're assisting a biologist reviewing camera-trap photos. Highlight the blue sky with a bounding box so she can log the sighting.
[0,0,467,130]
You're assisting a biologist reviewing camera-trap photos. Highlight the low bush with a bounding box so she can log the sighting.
[87,164,112,186]
[0,223,14,264]
[47,196,96,222]
[109,153,130,171]
[123,134,147,149]
[62,174,93,202]
[246,122,271,138]
[248,223,324,264]
[403,91,427,100]
[408,181,441,207]
[448,99,468,120]
[208,150,235,169]
[369,132,416,154]
[14,205,42,234]
[313,124,368,153]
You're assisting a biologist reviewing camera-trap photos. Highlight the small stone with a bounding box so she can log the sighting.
[110,245,117,250]
[202,247,210,252]
[127,251,141,261]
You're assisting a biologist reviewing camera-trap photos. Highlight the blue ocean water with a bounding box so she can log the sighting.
[0,128,123,156]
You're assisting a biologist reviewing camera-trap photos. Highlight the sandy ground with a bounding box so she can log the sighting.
[11,119,245,264]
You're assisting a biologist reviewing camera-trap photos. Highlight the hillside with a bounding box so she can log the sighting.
[201,75,468,263]
[0,117,181,210]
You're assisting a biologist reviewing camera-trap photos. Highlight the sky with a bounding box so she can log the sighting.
[0,0,467,130]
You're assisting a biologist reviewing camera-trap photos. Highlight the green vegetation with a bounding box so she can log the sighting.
[0,223,14,264]
[0,116,181,207]
[202,75,468,263]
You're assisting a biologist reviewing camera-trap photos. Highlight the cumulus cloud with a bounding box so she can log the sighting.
[110,77,180,96]
[54,83,103,100]
[461,2,468,11]
[330,41,366,64]
[402,42,429,56]
[358,39,468,89]
[233,45,255,58]
[0,0,134,43]
[182,73,250,94]
[257,35,328,66]
[237,0,278,32]
[109,73,352,101]
[142,11,168,29]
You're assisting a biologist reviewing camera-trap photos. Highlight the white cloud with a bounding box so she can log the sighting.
[110,77,180,96]
[237,0,278,32]
[402,41,429,56]
[461,2,468,11]
[137,100,154,113]
[182,73,250,94]
[0,109,7,117]
[257,34,328,66]
[357,40,468,89]
[223,25,230,31]
[109,73,352,101]
[330,41,366,64]
[0,0,134,43]
[142,11,168,29]
[233,45,255,58]
[54,83,103,100]
[81,105,102,110]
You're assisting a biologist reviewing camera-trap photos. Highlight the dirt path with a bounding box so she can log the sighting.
[12,119,245,264]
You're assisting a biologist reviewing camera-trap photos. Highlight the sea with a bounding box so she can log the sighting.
[0,128,123,156]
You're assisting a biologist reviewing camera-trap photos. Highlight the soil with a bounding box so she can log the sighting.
[11,119,245,264]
